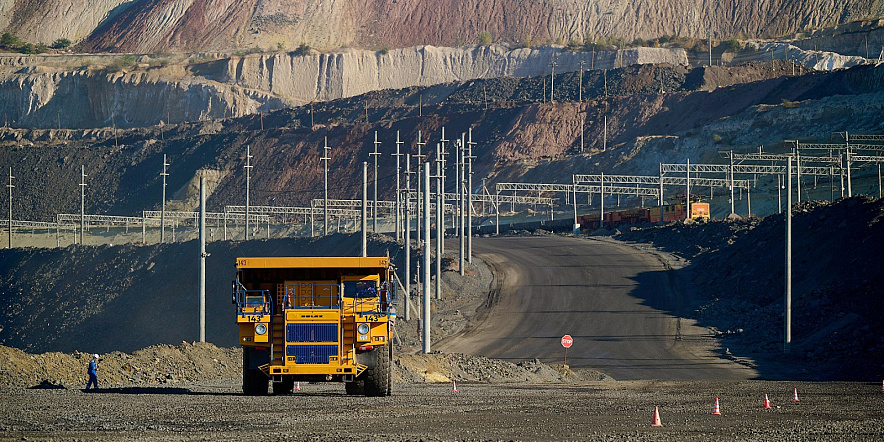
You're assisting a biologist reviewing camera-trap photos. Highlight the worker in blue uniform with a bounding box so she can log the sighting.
[85,354,99,390]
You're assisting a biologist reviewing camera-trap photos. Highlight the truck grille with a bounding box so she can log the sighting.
[286,323,338,342]
[286,345,338,364]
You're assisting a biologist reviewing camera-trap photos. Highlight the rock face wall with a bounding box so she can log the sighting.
[0,42,869,129]
[213,45,689,103]
[0,45,688,128]
[0,70,287,128]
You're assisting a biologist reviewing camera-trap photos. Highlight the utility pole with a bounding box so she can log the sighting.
[362,162,368,257]
[6,167,12,249]
[244,145,253,241]
[199,171,207,343]
[394,130,404,241]
[878,164,882,199]
[580,114,585,153]
[572,179,579,232]
[435,142,443,300]
[371,132,381,232]
[80,165,86,245]
[729,150,735,215]
[414,132,426,252]
[785,155,792,354]
[422,162,431,353]
[579,60,585,101]
[659,163,664,206]
[404,153,411,322]
[439,127,448,254]
[160,154,169,243]
[321,137,331,236]
[458,137,465,276]
[685,159,691,220]
[600,172,605,228]
[845,132,853,197]
[603,69,608,97]
[603,115,607,152]
[467,128,475,263]
[708,29,712,66]
[454,136,461,238]
[550,59,557,103]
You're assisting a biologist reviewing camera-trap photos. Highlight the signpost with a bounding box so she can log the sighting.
[561,334,573,367]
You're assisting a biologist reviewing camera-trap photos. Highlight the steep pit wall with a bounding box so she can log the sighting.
[2,45,688,128]
[0,69,289,129]
[221,45,688,103]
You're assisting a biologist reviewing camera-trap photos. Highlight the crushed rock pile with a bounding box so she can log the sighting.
[616,196,884,380]
[0,341,241,389]
[0,343,606,389]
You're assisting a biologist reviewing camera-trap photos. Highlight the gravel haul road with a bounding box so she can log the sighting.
[2,235,881,440]
[438,235,755,380]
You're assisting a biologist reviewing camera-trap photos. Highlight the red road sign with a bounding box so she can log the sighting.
[561,335,573,348]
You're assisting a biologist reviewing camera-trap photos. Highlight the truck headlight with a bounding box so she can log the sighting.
[255,323,267,335]
[357,323,370,335]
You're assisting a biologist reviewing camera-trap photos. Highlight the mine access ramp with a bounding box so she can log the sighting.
[233,256,395,396]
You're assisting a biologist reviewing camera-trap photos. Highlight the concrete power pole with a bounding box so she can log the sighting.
[439,128,448,255]
[550,60,557,103]
[362,162,368,257]
[244,145,253,241]
[708,29,713,66]
[458,137,465,276]
[414,132,426,253]
[785,156,792,354]
[600,172,605,229]
[161,154,169,243]
[404,153,411,322]
[422,162,432,353]
[322,137,331,236]
[435,143,443,300]
[7,167,12,249]
[394,131,404,241]
[467,128,475,263]
[579,60,585,101]
[80,165,86,245]
[686,159,691,220]
[199,172,207,343]
[371,132,381,233]
[729,151,736,215]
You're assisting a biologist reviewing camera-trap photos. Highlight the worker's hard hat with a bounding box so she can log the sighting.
[93,354,99,359]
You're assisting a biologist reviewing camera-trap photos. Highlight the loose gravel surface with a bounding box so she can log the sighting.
[2,379,882,441]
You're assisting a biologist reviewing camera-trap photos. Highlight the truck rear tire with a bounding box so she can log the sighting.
[363,347,391,397]
[345,379,365,395]
[272,378,294,395]
[242,348,269,396]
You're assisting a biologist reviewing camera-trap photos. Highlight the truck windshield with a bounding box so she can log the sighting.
[245,294,265,306]
[343,280,377,298]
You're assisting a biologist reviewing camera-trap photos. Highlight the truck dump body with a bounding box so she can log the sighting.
[233,257,394,396]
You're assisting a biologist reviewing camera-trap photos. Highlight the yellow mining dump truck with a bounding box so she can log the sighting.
[232,256,395,396]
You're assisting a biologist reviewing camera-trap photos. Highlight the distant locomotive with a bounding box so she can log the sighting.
[579,201,710,229]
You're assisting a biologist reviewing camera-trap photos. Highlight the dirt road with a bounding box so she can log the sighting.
[438,236,755,380]
[2,379,881,440]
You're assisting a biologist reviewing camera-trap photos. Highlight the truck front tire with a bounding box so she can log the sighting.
[363,347,391,397]
[242,348,269,396]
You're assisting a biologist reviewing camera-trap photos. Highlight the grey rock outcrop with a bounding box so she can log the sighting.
[0,45,687,128]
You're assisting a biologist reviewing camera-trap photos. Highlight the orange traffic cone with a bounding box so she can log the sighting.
[763,394,771,409]
[295,381,301,391]
[651,406,663,427]
[712,398,722,415]
[451,380,458,392]
[792,388,800,402]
